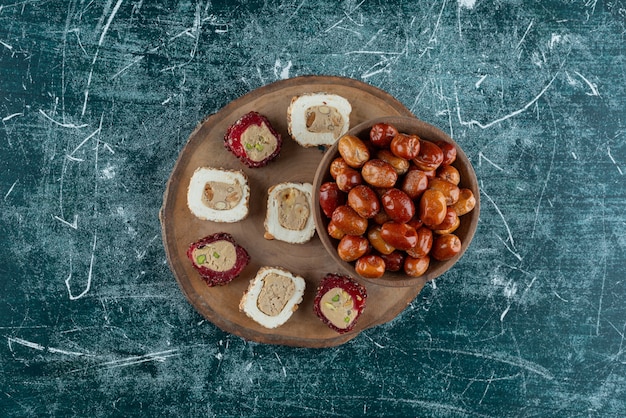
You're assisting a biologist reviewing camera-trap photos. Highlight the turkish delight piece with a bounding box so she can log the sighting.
[187,233,250,286]
[313,273,367,334]
[224,111,282,168]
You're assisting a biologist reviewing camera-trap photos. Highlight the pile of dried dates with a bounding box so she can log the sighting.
[318,122,476,279]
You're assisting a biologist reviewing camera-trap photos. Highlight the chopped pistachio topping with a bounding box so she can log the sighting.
[192,241,236,272]
[320,287,358,329]
[239,123,277,162]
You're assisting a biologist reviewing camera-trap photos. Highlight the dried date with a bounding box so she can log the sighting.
[355,254,386,278]
[381,188,415,223]
[361,159,398,188]
[419,189,447,227]
[338,135,370,168]
[348,185,380,219]
[337,234,370,262]
[331,205,368,236]
[319,182,346,218]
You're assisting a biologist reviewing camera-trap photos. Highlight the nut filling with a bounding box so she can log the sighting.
[192,240,237,272]
[277,188,310,231]
[319,287,358,329]
[202,181,243,211]
[256,273,296,316]
[240,123,278,162]
[304,105,345,139]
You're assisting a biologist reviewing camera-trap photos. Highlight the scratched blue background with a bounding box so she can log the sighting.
[1,0,625,416]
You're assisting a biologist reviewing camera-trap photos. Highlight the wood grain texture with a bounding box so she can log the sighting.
[161,76,419,347]
[0,0,625,416]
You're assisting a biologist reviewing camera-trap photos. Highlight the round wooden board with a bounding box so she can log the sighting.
[160,75,423,348]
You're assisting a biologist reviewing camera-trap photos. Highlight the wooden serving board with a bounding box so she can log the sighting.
[160,75,423,348]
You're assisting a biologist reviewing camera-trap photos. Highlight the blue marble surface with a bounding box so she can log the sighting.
[1,0,625,416]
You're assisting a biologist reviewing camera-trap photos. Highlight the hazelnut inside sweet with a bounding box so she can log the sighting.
[202,181,243,211]
[304,105,345,139]
[277,188,310,231]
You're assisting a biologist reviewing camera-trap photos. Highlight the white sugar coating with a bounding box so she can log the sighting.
[287,93,351,147]
[187,167,250,222]
[239,267,306,329]
[263,182,315,244]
